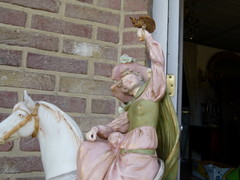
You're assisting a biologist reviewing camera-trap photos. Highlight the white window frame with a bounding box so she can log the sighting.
[153,0,184,179]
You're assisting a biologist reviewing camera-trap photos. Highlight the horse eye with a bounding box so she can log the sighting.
[18,113,25,117]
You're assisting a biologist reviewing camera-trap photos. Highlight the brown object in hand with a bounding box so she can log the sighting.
[130,16,156,33]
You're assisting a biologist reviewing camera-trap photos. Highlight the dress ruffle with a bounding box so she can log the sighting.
[77,126,159,180]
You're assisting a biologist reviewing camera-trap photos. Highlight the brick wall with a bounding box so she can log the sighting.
[0,0,152,179]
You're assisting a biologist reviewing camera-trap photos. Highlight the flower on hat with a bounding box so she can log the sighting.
[120,54,136,64]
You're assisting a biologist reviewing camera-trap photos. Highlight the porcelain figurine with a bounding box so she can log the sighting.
[77,16,180,180]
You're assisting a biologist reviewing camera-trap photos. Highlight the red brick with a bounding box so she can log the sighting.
[27,53,88,74]
[122,47,147,61]
[0,113,10,122]
[0,49,22,67]
[74,116,112,132]
[0,7,26,27]
[124,0,151,12]
[124,14,147,28]
[16,178,45,180]
[30,94,86,113]
[123,31,141,45]
[91,99,115,114]
[0,142,14,151]
[0,156,43,173]
[0,0,60,13]
[59,77,113,96]
[94,62,114,77]
[0,91,18,108]
[97,0,121,10]
[102,46,118,61]
[76,0,93,4]
[0,70,55,91]
[97,27,119,44]
[31,15,92,38]
[19,137,40,151]
[0,27,59,52]
[65,4,120,26]
[63,39,118,61]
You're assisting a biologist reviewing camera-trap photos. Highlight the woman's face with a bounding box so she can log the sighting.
[120,73,142,94]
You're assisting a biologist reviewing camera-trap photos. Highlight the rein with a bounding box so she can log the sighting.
[3,103,40,141]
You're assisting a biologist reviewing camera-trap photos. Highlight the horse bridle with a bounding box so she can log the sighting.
[2,103,40,141]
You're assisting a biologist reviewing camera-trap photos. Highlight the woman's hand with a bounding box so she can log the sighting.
[85,127,98,141]
[137,28,151,42]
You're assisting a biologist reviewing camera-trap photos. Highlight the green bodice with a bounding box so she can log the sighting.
[123,81,159,131]
[128,99,159,131]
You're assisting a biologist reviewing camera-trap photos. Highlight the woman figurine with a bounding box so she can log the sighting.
[77,16,179,180]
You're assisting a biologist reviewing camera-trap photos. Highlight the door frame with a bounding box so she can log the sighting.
[152,0,183,113]
[153,0,184,179]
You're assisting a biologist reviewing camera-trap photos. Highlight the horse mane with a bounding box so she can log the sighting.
[37,101,84,146]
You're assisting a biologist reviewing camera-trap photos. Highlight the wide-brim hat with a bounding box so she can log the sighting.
[111,54,150,103]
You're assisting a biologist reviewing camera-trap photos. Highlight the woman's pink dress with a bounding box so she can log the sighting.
[77,33,166,180]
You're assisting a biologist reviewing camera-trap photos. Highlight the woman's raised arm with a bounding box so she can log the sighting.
[139,29,166,102]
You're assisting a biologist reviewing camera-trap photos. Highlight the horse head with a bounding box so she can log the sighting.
[0,90,39,144]
[0,90,84,179]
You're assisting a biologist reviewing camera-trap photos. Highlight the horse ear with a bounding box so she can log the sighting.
[24,90,35,109]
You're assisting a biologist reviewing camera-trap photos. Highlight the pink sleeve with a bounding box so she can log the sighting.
[96,112,129,139]
[141,32,166,102]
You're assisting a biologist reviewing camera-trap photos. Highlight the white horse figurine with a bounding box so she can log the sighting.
[0,90,84,180]
[0,91,164,180]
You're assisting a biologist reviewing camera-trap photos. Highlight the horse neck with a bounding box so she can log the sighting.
[37,102,82,180]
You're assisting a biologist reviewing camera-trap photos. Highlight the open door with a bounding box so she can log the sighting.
[153,0,184,179]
